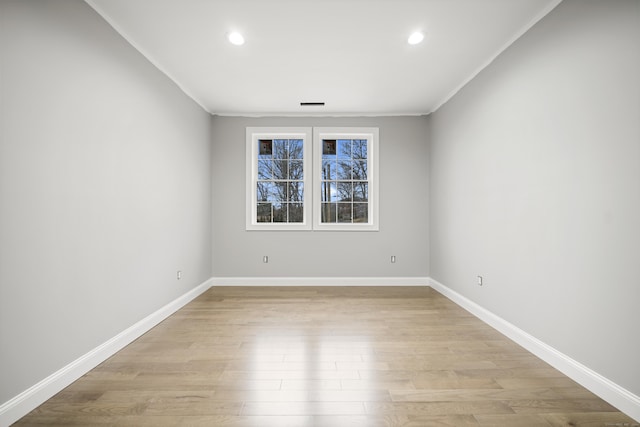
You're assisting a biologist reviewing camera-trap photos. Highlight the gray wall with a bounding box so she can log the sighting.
[212,116,429,278]
[0,0,212,403]
[429,0,639,396]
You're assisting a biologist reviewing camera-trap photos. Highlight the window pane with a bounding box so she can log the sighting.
[289,203,304,222]
[289,160,303,180]
[337,182,353,201]
[273,139,288,159]
[273,202,286,222]
[323,139,337,155]
[321,203,336,223]
[352,139,368,159]
[353,182,368,201]
[337,160,352,180]
[257,182,277,202]
[289,139,303,159]
[322,160,337,180]
[338,139,351,159]
[353,203,368,223]
[338,203,352,223]
[272,159,288,180]
[274,182,288,202]
[353,160,367,180]
[257,203,272,222]
[258,159,272,180]
[289,181,304,202]
[321,182,337,202]
[258,139,273,158]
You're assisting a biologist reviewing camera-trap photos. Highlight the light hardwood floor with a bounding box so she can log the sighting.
[15,287,638,426]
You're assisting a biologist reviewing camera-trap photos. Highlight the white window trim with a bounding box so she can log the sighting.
[246,127,313,230]
[246,126,379,231]
[312,127,379,231]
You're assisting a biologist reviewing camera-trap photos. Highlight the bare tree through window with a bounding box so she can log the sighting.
[321,138,369,223]
[256,139,305,223]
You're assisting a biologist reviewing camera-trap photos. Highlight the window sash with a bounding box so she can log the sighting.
[313,127,379,231]
[246,128,312,230]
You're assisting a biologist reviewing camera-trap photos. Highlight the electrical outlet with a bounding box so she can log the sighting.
[477,275,483,286]
[177,271,182,280]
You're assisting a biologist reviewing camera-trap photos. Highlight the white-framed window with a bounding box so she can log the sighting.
[246,126,378,231]
[246,127,312,230]
[313,127,379,231]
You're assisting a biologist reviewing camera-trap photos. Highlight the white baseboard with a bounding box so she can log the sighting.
[428,277,640,422]
[212,276,429,287]
[0,278,213,427]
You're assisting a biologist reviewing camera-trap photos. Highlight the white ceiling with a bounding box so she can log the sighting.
[86,0,561,116]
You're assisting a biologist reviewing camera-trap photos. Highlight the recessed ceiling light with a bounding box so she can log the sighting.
[227,31,245,46]
[408,31,425,45]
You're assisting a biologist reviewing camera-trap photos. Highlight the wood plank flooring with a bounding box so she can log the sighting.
[15,287,638,426]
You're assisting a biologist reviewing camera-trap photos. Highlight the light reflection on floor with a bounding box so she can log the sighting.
[247,331,375,416]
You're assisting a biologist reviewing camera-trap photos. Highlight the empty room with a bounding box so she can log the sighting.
[1,0,638,425]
